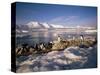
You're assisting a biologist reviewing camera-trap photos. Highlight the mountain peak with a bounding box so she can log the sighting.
[26,21,65,29]
[26,21,41,28]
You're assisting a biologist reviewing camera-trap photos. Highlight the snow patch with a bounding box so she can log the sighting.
[16,46,96,72]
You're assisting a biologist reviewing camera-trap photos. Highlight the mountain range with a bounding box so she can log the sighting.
[16,21,96,34]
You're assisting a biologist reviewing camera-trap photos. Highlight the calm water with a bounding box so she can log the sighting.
[16,31,97,47]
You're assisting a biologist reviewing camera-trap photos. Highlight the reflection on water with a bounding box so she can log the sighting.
[16,31,97,47]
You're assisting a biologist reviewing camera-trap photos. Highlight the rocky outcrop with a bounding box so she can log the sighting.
[16,39,96,57]
[16,44,35,56]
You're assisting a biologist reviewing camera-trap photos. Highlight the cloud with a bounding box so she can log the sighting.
[65,16,79,21]
[49,16,79,25]
[49,16,64,23]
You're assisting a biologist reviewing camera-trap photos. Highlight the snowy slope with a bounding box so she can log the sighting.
[16,45,97,73]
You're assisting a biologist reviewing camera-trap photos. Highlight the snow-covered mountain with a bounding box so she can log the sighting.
[26,21,41,28]
[50,24,64,28]
[16,21,96,34]
[16,25,29,33]
[17,21,96,29]
[42,23,50,28]
[26,21,65,29]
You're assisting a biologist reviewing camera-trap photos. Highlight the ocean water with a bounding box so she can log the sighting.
[16,31,97,47]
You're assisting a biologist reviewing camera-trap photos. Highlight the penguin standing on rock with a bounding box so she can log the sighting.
[80,35,84,44]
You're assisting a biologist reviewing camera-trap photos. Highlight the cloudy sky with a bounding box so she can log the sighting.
[16,2,97,27]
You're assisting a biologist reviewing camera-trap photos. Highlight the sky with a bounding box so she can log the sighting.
[16,2,97,27]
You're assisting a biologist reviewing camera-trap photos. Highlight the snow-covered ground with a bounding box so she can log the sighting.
[16,45,97,73]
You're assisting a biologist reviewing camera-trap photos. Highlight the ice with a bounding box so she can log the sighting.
[16,45,97,72]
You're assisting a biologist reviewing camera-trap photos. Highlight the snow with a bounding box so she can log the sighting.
[27,21,41,28]
[22,30,28,33]
[50,24,64,28]
[16,29,21,33]
[26,21,65,28]
[85,30,97,33]
[16,45,97,73]
[42,23,50,28]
